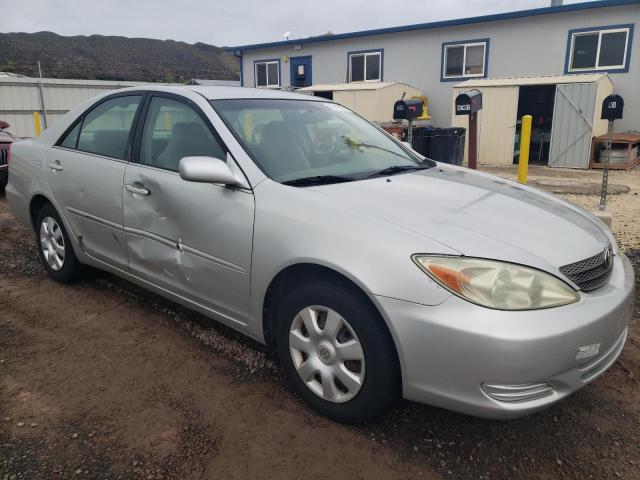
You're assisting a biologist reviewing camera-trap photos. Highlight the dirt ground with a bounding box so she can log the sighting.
[1,166,639,480]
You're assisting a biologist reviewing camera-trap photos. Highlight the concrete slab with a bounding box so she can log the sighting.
[528,178,630,195]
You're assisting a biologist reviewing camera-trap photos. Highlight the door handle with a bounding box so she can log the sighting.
[48,161,64,172]
[125,184,150,196]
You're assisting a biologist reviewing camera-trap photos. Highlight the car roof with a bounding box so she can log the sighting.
[119,85,325,101]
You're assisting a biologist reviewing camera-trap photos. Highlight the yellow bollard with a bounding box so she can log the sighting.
[518,115,532,184]
[33,112,42,137]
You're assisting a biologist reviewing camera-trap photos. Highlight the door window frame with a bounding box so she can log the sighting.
[565,24,634,74]
[54,91,148,162]
[130,91,230,172]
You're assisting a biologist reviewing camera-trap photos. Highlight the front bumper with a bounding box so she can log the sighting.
[374,252,635,419]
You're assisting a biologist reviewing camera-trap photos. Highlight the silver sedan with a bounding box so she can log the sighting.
[6,86,635,423]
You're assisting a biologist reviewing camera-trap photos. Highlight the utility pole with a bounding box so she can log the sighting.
[37,61,48,129]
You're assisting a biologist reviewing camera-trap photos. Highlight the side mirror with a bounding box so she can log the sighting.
[179,156,242,186]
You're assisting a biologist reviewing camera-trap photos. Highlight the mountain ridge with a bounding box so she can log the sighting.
[0,31,240,83]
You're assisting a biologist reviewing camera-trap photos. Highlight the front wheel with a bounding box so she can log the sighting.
[276,280,400,423]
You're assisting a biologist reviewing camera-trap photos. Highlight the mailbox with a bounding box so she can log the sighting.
[455,89,482,116]
[393,98,424,120]
[601,94,624,121]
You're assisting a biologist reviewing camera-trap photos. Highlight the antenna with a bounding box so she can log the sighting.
[283,31,291,40]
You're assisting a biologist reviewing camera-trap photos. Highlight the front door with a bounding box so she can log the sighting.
[549,83,596,168]
[45,93,144,270]
[123,93,254,326]
[290,56,312,89]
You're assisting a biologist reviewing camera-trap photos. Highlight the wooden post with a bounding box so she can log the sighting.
[468,113,478,170]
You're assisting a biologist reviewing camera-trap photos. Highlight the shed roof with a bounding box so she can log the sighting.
[453,73,610,88]
[298,81,418,92]
[225,0,639,51]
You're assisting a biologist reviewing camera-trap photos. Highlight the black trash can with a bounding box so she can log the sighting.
[410,127,466,165]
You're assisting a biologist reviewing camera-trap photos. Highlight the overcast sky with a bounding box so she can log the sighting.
[1,0,595,47]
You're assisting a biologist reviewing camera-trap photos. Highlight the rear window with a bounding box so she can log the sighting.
[76,95,142,160]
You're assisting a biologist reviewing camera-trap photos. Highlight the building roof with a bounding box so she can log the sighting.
[298,81,418,92]
[186,79,241,86]
[0,75,158,87]
[225,0,639,52]
[453,73,611,88]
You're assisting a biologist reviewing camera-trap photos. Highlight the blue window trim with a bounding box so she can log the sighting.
[347,49,384,82]
[253,58,281,88]
[564,23,634,74]
[440,39,490,82]
[289,55,313,87]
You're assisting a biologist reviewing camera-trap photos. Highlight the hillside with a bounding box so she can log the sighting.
[0,31,239,82]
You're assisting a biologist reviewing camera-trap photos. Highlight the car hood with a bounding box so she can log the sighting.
[307,165,610,273]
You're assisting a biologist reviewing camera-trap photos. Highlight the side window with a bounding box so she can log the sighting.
[255,60,280,88]
[59,121,81,149]
[442,40,488,80]
[77,95,142,159]
[139,96,226,172]
[567,26,632,73]
[349,51,382,82]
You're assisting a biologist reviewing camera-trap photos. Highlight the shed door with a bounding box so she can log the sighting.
[549,83,596,168]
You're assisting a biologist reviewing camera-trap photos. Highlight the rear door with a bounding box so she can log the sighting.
[122,92,254,326]
[549,83,596,168]
[45,93,144,269]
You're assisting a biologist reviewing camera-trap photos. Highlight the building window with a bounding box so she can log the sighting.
[567,25,633,73]
[255,60,280,88]
[349,50,382,82]
[442,40,488,80]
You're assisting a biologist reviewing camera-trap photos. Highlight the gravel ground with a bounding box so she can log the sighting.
[1,168,639,480]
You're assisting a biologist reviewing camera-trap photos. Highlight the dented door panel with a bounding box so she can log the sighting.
[44,147,128,269]
[123,164,254,325]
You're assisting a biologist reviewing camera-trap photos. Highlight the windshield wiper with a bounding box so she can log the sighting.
[282,175,355,187]
[366,165,430,178]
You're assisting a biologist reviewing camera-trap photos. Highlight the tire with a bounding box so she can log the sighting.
[276,280,400,423]
[35,203,83,283]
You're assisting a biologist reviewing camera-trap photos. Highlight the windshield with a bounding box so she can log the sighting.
[212,99,434,184]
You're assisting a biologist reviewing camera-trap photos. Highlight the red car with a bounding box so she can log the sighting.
[0,120,15,194]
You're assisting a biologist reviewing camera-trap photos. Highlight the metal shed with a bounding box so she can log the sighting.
[298,81,422,123]
[451,74,614,169]
[0,75,157,137]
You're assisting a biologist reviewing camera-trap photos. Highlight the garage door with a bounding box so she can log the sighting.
[549,83,596,168]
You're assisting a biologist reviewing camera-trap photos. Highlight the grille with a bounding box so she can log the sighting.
[559,246,614,291]
[0,145,8,167]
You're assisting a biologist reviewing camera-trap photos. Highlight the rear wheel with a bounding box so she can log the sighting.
[35,204,83,283]
[276,280,400,423]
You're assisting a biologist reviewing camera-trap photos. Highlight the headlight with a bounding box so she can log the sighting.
[412,255,579,310]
